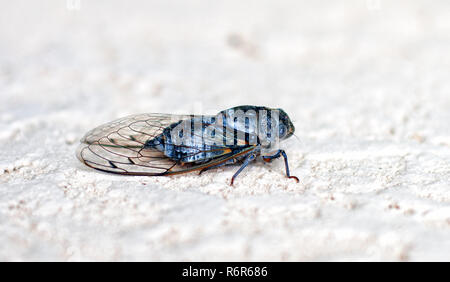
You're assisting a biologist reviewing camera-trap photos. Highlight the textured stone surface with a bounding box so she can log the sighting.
[0,0,449,261]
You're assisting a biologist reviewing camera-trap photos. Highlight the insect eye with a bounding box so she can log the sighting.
[279,125,286,137]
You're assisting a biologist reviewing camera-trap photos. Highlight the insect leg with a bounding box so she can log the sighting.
[262,150,282,163]
[262,150,299,183]
[230,153,257,186]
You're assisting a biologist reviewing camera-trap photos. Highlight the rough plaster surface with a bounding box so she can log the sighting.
[1,0,449,261]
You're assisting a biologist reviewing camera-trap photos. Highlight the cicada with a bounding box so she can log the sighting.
[76,105,299,185]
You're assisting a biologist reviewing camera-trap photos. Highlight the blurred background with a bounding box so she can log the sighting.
[1,0,450,261]
[2,0,449,133]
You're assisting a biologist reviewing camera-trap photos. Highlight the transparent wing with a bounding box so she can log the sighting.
[76,113,255,176]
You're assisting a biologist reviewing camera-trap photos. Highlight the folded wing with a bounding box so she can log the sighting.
[76,113,255,176]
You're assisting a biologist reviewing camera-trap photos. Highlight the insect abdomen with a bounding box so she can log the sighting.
[145,118,250,163]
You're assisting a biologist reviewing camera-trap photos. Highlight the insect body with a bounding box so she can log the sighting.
[76,105,299,185]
